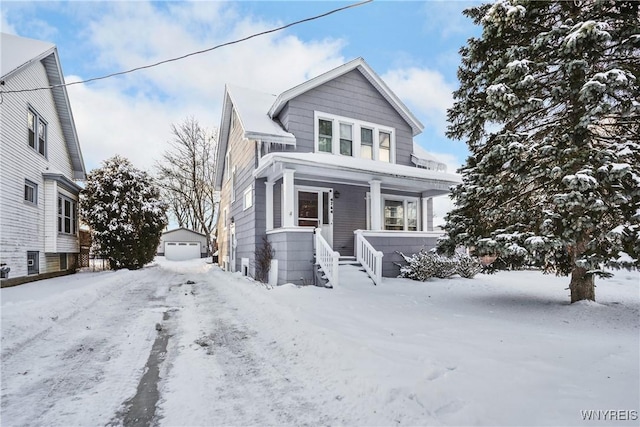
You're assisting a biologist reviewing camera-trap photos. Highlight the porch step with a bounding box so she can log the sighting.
[338,256,360,266]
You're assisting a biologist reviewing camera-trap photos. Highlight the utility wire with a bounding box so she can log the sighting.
[1,0,373,94]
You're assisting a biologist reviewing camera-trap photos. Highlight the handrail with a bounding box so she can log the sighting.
[315,228,339,286]
[355,230,383,286]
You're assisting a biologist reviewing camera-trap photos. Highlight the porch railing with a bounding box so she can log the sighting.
[315,228,339,286]
[355,230,383,286]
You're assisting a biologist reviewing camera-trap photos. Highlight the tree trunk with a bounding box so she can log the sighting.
[569,266,595,303]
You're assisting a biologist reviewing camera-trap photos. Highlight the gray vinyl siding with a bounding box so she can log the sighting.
[364,235,439,278]
[277,69,414,166]
[0,57,79,279]
[266,231,315,285]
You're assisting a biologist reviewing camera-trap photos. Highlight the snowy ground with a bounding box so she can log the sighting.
[1,258,638,426]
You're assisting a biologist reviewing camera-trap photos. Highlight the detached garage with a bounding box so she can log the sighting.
[157,228,208,261]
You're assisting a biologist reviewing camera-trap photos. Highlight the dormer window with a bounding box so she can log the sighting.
[314,111,395,162]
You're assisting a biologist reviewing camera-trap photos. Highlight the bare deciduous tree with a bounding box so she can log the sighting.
[156,117,219,254]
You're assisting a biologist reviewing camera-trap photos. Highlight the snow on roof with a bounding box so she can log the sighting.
[1,32,55,79]
[226,84,296,145]
[255,152,461,184]
[411,143,448,172]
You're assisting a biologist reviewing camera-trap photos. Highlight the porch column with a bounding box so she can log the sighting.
[265,181,274,231]
[422,197,434,231]
[282,169,295,228]
[369,179,382,231]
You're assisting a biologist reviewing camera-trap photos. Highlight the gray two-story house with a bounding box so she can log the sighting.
[214,58,460,286]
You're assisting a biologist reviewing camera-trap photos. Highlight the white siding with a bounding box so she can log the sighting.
[0,57,79,278]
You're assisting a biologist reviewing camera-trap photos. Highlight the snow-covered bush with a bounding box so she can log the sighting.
[456,253,483,279]
[80,156,168,270]
[397,250,462,281]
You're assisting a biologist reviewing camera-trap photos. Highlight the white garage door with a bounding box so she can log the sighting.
[165,242,200,261]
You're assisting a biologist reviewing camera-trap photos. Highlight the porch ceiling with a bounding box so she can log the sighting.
[254,152,461,195]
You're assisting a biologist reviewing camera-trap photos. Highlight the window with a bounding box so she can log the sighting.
[360,128,373,159]
[223,207,228,229]
[315,111,394,162]
[57,194,77,235]
[27,251,39,275]
[231,108,237,131]
[24,180,38,205]
[226,152,231,181]
[339,123,352,156]
[60,254,68,271]
[379,131,391,163]
[318,119,332,153]
[383,196,419,231]
[243,186,253,210]
[297,191,319,227]
[27,108,47,156]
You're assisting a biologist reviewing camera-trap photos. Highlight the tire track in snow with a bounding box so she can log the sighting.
[157,272,335,426]
[1,266,184,426]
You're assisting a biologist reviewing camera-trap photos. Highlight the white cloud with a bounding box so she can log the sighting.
[382,67,455,136]
[0,10,17,35]
[421,1,479,40]
[58,1,347,173]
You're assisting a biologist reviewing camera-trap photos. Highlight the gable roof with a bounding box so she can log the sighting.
[1,33,86,180]
[162,227,207,238]
[227,84,296,145]
[268,57,424,136]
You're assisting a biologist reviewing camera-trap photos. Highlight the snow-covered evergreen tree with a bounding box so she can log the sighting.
[440,0,639,302]
[80,155,168,270]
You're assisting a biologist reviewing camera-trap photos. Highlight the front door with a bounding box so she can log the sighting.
[296,187,333,247]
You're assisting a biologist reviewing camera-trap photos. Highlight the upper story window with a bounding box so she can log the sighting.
[27,107,47,157]
[314,111,395,163]
[57,194,77,235]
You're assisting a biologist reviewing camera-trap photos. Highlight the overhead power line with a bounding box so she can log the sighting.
[1,0,373,94]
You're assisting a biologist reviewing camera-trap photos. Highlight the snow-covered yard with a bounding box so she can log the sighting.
[1,258,638,426]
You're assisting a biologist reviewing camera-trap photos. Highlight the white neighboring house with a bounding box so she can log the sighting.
[157,228,208,261]
[0,33,86,283]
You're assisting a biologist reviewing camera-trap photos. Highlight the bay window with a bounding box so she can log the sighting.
[57,194,77,235]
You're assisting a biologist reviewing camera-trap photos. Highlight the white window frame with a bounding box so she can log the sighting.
[243,185,253,211]
[27,106,47,157]
[223,207,228,230]
[313,111,395,163]
[225,152,231,181]
[57,194,78,235]
[366,193,421,231]
[24,179,38,205]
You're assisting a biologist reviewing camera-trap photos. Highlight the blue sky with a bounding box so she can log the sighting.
[1,1,482,175]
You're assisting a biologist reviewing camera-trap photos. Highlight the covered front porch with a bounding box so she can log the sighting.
[256,152,461,286]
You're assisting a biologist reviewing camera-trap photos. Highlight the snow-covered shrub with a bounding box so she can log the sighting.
[80,156,168,270]
[456,254,483,278]
[397,250,459,281]
[397,250,436,281]
[431,255,459,278]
